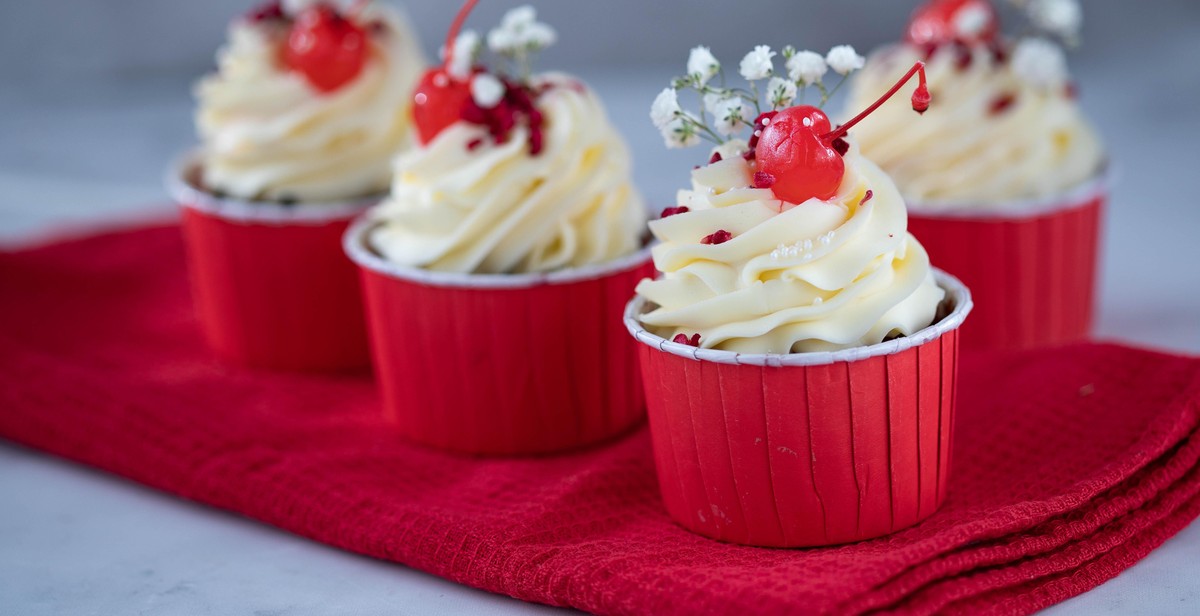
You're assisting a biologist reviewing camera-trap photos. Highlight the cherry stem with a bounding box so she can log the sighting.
[823,61,928,142]
[443,0,481,71]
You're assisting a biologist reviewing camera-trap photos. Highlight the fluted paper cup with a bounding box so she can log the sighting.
[625,270,972,547]
[907,173,1106,351]
[345,217,656,456]
[167,151,374,372]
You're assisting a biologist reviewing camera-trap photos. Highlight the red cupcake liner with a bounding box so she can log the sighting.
[167,153,375,372]
[345,218,656,456]
[624,270,973,547]
[907,176,1106,351]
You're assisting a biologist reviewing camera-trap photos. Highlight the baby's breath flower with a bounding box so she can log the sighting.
[650,88,681,130]
[712,97,751,136]
[825,45,865,75]
[1027,0,1082,41]
[662,116,701,148]
[1011,37,1067,88]
[470,73,505,109]
[281,0,320,16]
[786,50,827,85]
[953,4,992,37]
[487,5,556,54]
[446,30,481,79]
[501,5,536,28]
[739,45,776,81]
[702,91,724,115]
[687,46,721,87]
[766,76,797,109]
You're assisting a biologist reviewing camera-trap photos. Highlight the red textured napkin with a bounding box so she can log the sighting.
[2,224,1199,615]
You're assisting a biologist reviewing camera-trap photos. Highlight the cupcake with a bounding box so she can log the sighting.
[168,0,425,371]
[844,0,1104,350]
[344,2,652,455]
[628,42,971,546]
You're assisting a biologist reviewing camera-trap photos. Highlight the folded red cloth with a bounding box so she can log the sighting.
[1,224,1198,615]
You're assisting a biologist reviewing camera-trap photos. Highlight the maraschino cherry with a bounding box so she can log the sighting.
[412,0,481,144]
[906,0,999,47]
[283,2,369,93]
[754,62,930,204]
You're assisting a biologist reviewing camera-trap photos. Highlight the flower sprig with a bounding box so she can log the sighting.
[1013,0,1082,47]
[650,44,867,149]
[444,5,557,85]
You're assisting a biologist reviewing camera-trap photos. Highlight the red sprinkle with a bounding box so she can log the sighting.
[988,93,1017,116]
[672,333,701,347]
[990,41,1009,65]
[457,76,549,155]
[831,137,850,156]
[1065,81,1079,100]
[743,111,778,160]
[247,0,285,21]
[660,206,690,218]
[954,42,973,70]
[701,230,733,245]
[859,190,874,205]
[753,171,776,189]
[708,151,723,165]
[466,138,484,151]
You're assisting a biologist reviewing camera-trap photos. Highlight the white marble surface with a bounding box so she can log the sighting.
[2,58,1199,614]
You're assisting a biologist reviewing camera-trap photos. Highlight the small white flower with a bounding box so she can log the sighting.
[521,22,557,50]
[703,91,726,115]
[487,5,557,54]
[1028,0,1082,40]
[281,0,321,16]
[446,30,481,80]
[825,45,865,75]
[738,45,776,81]
[687,46,721,86]
[786,50,827,85]
[500,5,537,29]
[662,117,700,149]
[470,73,506,109]
[1011,37,1068,88]
[953,4,992,38]
[650,88,681,130]
[766,76,797,109]
[486,28,514,53]
[712,97,751,136]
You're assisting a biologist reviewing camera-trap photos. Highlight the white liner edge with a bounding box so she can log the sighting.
[164,149,382,225]
[343,216,656,290]
[623,268,973,367]
[906,165,1112,220]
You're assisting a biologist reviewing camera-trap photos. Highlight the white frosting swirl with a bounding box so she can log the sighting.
[844,44,1103,208]
[367,73,648,274]
[636,144,944,354]
[194,4,425,202]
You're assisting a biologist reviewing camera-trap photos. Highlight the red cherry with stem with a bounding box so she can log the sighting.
[283,4,368,93]
[754,106,845,203]
[755,62,930,204]
[906,0,999,47]
[412,0,481,144]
